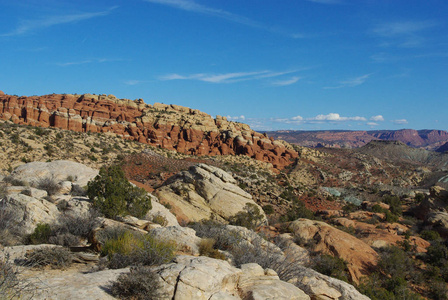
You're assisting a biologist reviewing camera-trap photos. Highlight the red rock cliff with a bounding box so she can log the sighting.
[0,92,297,168]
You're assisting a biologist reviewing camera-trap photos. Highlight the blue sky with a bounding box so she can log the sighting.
[0,0,447,131]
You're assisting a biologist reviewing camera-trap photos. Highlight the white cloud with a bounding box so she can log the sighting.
[1,6,117,36]
[370,115,384,122]
[272,76,301,86]
[392,119,408,125]
[291,115,303,121]
[309,113,366,122]
[160,70,299,84]
[367,122,379,126]
[226,115,245,121]
[324,73,372,89]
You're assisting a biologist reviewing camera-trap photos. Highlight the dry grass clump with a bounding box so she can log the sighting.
[110,266,164,300]
[100,229,176,269]
[21,247,73,269]
[198,238,226,260]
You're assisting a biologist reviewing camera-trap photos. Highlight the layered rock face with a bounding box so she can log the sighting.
[0,92,297,168]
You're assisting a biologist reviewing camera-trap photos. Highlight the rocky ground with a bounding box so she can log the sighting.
[0,103,448,298]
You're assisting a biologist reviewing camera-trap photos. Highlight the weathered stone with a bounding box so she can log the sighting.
[156,164,266,223]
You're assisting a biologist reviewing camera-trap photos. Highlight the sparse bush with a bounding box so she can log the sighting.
[110,266,164,300]
[198,238,226,260]
[71,184,86,196]
[229,203,265,230]
[0,256,23,299]
[151,215,168,227]
[0,200,22,246]
[190,221,243,250]
[22,246,73,269]
[27,223,51,244]
[101,230,176,269]
[87,165,152,219]
[48,211,101,246]
[36,176,60,196]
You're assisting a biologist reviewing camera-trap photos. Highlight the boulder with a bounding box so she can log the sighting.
[288,219,378,284]
[156,164,266,223]
[154,255,310,300]
[10,160,98,187]
[3,193,60,234]
[292,266,370,300]
[150,226,202,255]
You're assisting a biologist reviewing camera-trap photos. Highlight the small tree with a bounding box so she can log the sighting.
[87,165,151,219]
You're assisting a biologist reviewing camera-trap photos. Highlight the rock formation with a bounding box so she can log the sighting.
[156,164,266,223]
[0,92,297,169]
[288,219,378,284]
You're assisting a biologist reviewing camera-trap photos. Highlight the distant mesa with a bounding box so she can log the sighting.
[0,92,297,169]
[436,142,448,153]
[266,129,448,151]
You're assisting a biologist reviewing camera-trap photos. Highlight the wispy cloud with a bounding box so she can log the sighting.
[144,0,304,38]
[367,122,379,126]
[1,6,117,37]
[304,0,343,4]
[324,73,372,89]
[272,76,301,86]
[159,70,300,84]
[372,20,437,48]
[56,58,122,67]
[392,119,408,125]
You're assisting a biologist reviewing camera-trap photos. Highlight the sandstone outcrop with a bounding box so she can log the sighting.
[156,164,266,223]
[288,219,378,284]
[0,93,298,169]
[154,255,310,300]
[10,160,99,187]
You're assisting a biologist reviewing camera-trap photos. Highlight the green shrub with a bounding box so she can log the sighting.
[420,230,441,242]
[312,254,349,282]
[279,200,314,222]
[229,203,265,230]
[198,238,226,260]
[87,165,152,219]
[262,204,274,215]
[27,223,52,244]
[382,195,402,216]
[101,230,176,269]
[110,266,164,300]
[22,247,73,269]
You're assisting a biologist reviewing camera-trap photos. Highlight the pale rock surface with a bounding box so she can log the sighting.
[145,194,179,226]
[3,193,60,234]
[10,160,98,187]
[150,226,201,255]
[288,219,378,284]
[292,266,370,300]
[6,186,48,198]
[154,255,309,300]
[156,164,266,223]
